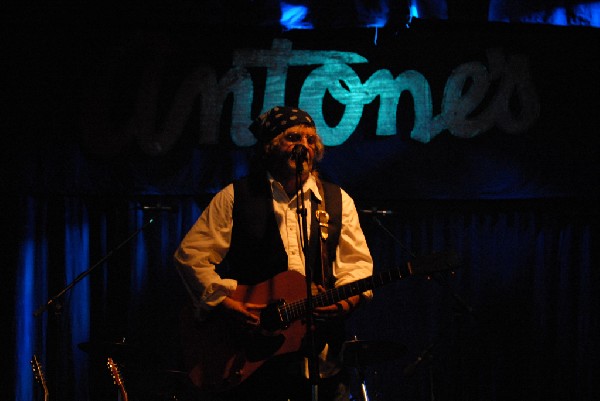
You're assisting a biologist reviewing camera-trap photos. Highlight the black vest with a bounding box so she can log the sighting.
[220,173,342,288]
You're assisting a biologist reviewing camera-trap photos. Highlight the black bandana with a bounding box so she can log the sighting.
[249,106,316,143]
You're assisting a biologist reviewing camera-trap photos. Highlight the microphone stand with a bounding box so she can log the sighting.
[370,214,416,259]
[294,154,319,401]
[368,213,475,401]
[32,210,159,399]
[34,217,156,317]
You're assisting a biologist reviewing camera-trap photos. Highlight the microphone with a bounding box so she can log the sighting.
[290,144,308,162]
[137,204,179,212]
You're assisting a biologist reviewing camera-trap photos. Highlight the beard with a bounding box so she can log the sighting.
[267,151,312,182]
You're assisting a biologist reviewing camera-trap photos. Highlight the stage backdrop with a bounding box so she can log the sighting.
[4,19,599,401]
[7,19,600,200]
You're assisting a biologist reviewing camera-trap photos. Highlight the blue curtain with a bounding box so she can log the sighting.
[9,197,188,400]
[350,200,596,400]
[8,196,597,401]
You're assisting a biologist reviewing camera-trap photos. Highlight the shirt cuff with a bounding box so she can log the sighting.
[200,279,238,309]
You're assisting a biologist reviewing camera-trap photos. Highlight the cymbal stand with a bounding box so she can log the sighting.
[345,338,369,401]
[354,366,371,401]
[367,214,475,401]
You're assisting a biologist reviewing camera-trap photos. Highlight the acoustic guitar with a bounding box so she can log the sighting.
[181,252,457,393]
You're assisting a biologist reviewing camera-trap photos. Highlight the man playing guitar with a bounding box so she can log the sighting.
[174,105,373,401]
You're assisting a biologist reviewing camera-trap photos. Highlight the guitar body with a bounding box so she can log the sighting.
[181,270,309,393]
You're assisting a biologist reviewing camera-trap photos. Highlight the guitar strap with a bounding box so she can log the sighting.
[315,178,330,287]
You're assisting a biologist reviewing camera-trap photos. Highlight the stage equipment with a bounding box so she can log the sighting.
[343,339,406,401]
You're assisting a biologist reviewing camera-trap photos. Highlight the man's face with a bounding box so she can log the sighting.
[266,125,320,180]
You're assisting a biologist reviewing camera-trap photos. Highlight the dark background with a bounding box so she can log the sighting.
[3,1,598,401]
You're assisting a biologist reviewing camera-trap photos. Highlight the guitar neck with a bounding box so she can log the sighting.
[282,266,404,323]
[280,251,457,325]
[318,267,403,306]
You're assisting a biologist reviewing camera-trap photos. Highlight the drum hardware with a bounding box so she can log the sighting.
[343,338,406,401]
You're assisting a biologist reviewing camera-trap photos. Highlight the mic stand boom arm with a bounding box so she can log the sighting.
[33,217,156,317]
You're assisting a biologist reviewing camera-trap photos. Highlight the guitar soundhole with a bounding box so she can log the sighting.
[260,301,286,332]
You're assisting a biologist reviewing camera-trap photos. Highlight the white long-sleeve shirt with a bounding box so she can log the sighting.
[174,173,374,314]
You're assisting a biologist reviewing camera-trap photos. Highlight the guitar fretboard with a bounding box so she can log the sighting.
[275,250,458,326]
[281,266,404,324]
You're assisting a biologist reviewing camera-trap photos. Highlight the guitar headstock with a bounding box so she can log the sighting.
[407,250,461,277]
[107,357,123,386]
[31,354,49,400]
[107,357,128,401]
